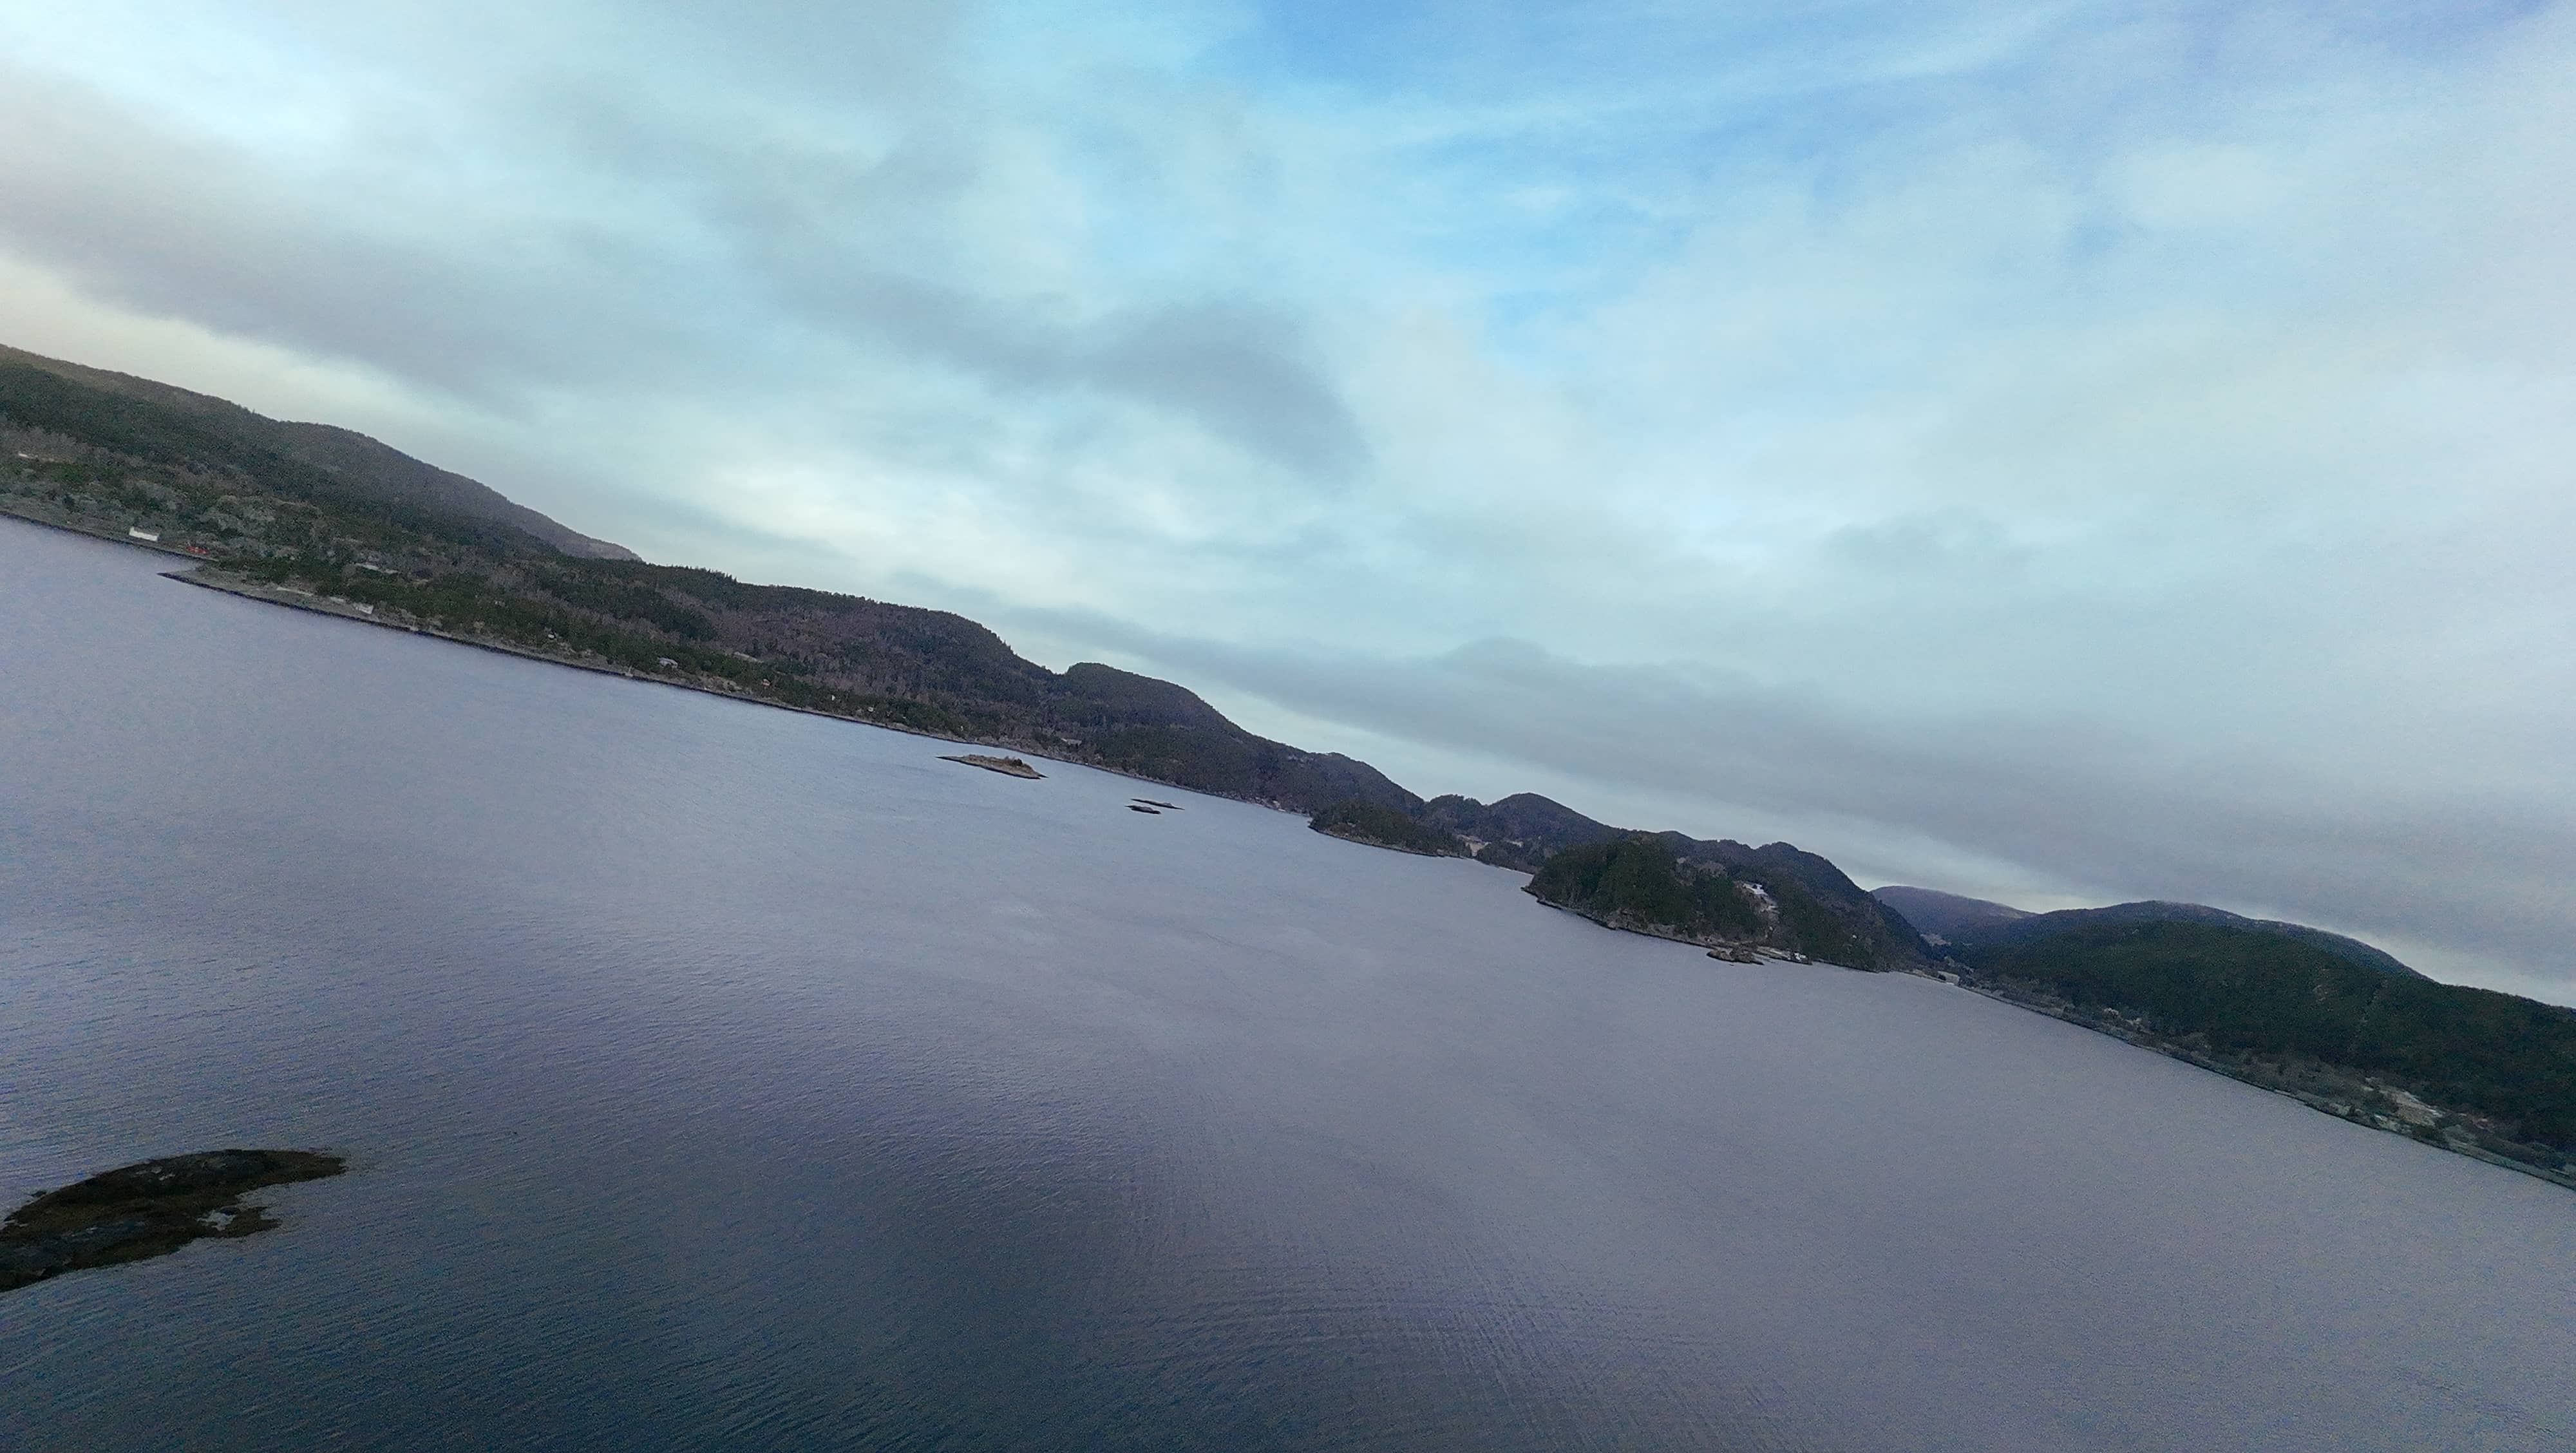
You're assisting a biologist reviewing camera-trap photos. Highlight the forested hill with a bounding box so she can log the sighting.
[1524,837,1931,971]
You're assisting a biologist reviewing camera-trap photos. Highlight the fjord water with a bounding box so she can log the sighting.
[3,521,2570,1452]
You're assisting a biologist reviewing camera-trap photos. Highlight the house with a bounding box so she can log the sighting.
[127,527,160,542]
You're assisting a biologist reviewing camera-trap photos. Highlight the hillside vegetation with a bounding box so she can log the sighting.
[1309,799,1471,857]
[1528,837,1922,970]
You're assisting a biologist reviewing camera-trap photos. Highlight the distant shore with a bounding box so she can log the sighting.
[12,510,2567,1197]
[138,550,1234,803]
[0,506,1180,797]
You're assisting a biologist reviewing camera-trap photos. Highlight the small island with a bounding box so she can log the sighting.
[1,1148,346,1294]
[940,754,1044,779]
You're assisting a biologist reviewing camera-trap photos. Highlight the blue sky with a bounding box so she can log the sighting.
[3,0,2571,998]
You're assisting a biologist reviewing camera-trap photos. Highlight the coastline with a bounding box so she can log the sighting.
[1524,892,1843,968]
[130,547,1243,808]
[1953,978,2576,1192]
[1309,822,1472,859]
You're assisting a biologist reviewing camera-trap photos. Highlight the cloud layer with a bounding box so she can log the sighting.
[3,0,2570,996]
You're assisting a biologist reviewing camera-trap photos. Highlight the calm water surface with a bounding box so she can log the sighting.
[3,518,2571,1451]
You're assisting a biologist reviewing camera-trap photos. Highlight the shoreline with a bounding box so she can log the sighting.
[0,507,1325,822]
[1526,893,1852,969]
[1953,978,2576,1192]
[1309,822,1473,860]
[2,495,213,562]
[146,552,1257,808]
[0,508,1245,810]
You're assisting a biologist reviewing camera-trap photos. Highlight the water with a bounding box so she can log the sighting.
[2,516,2570,1452]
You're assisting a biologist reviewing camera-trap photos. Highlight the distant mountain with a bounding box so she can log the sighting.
[0,344,633,560]
[1871,886,2031,942]
[1935,900,2427,981]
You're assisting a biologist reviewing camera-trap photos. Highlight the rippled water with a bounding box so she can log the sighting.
[3,518,2571,1451]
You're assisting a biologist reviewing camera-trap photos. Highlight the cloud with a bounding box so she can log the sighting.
[1,0,2571,996]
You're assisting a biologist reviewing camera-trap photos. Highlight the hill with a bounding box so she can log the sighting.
[1956,920,2575,1181]
[1527,835,1931,971]
[1421,792,1625,870]
[0,344,632,559]
[1932,899,2427,980]
[1870,886,2030,942]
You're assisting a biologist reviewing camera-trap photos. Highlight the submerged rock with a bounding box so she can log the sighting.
[1,1148,345,1293]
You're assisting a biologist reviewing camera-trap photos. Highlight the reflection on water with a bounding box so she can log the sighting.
[4,518,2572,1451]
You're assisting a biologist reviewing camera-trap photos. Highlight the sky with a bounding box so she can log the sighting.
[3,0,2570,1000]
